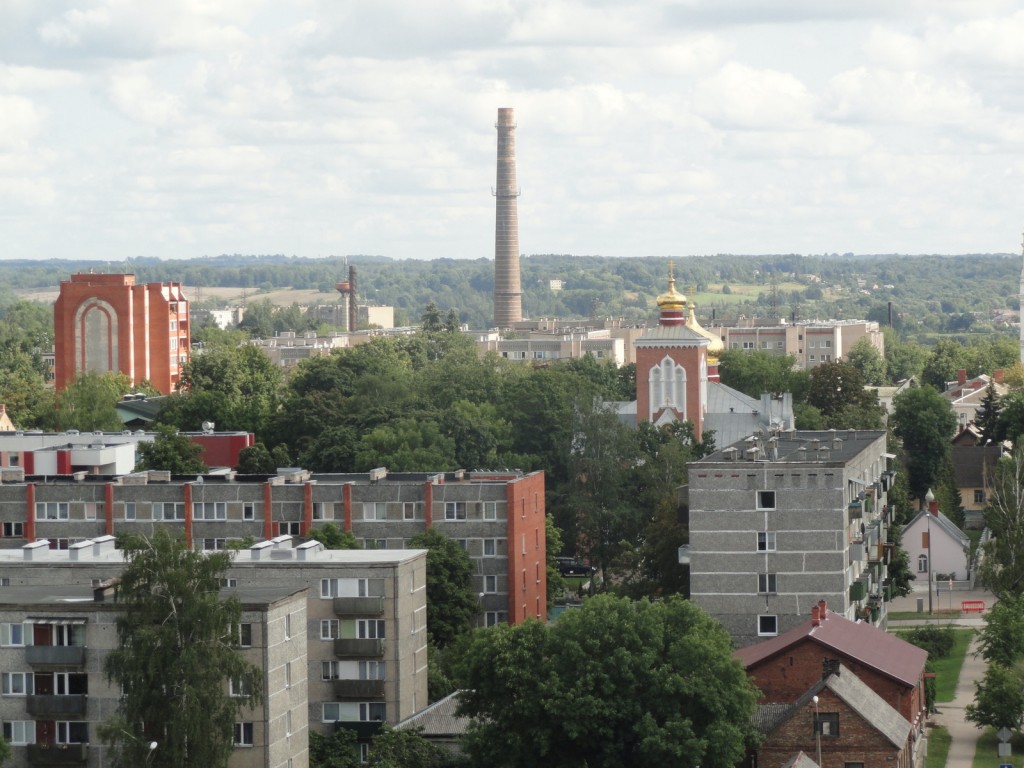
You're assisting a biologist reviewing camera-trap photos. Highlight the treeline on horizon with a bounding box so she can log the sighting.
[0,252,1019,336]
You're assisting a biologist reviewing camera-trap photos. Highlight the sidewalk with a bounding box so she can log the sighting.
[887,585,994,767]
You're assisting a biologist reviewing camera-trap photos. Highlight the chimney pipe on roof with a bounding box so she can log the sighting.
[957,368,967,385]
[926,488,938,516]
[811,605,821,626]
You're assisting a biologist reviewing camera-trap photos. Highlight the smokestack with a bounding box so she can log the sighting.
[348,265,357,333]
[493,107,523,327]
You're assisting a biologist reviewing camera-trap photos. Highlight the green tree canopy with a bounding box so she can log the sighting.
[980,449,1024,597]
[966,662,1024,732]
[55,371,138,432]
[977,593,1024,667]
[100,529,262,767]
[717,349,805,399]
[308,522,359,550]
[891,386,957,502]
[135,425,209,474]
[845,337,887,386]
[457,595,760,768]
[407,529,477,649]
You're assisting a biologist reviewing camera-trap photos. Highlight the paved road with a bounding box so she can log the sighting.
[889,586,993,767]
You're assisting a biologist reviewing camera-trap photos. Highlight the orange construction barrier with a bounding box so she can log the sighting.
[961,600,985,613]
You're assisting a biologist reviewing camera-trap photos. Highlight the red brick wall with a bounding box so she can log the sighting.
[758,686,912,768]
[635,344,705,439]
[506,471,547,624]
[747,638,925,725]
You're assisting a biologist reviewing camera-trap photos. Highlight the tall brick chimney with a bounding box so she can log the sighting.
[493,107,523,327]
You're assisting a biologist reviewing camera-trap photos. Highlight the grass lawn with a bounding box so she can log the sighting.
[974,729,1024,767]
[925,726,950,768]
[933,629,975,702]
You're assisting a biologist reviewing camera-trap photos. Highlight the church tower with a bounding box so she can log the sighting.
[634,264,709,439]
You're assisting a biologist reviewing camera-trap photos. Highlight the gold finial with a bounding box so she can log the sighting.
[668,260,675,281]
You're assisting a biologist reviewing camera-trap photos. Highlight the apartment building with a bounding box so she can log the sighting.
[0,534,427,762]
[0,572,309,768]
[709,319,884,370]
[689,429,893,647]
[0,467,546,630]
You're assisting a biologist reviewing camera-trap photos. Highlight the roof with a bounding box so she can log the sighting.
[904,509,969,548]
[756,665,911,749]
[735,608,927,688]
[781,753,820,768]
[701,429,887,465]
[395,691,470,736]
[951,445,1003,487]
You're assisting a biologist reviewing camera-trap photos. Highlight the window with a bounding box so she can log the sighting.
[35,502,69,520]
[758,573,778,594]
[758,615,778,636]
[83,502,101,520]
[54,624,84,647]
[756,491,776,510]
[2,522,23,537]
[285,613,292,639]
[444,502,467,520]
[53,673,87,695]
[484,575,498,593]
[2,672,33,695]
[365,538,387,550]
[322,661,341,680]
[278,521,300,536]
[221,578,238,588]
[56,721,88,744]
[193,502,227,520]
[3,721,34,745]
[357,620,385,639]
[810,340,817,348]
[742,341,755,349]
[815,712,840,737]
[321,579,339,599]
[482,501,497,520]
[974,489,986,504]
[230,678,252,697]
[402,502,418,520]
[234,722,254,747]
[322,702,342,722]
[918,554,928,573]
[359,744,370,764]
[312,502,330,520]
[485,611,508,627]
[824,339,832,348]
[155,502,185,521]
[757,532,776,552]
[243,503,255,521]
[455,539,468,552]
[238,624,252,647]
[1,623,27,647]
[360,661,386,680]
[359,703,386,722]
[483,539,497,557]
[202,538,228,551]
[363,502,386,521]
[124,502,136,521]
[320,620,340,640]
[285,662,292,688]
[809,355,816,362]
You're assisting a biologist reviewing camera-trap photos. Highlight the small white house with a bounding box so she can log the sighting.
[902,491,970,584]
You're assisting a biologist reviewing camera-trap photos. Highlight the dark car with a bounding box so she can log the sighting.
[556,557,596,576]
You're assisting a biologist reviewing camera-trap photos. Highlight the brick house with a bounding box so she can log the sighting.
[754,664,920,768]
[735,601,927,730]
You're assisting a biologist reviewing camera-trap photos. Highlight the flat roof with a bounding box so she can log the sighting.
[699,429,886,466]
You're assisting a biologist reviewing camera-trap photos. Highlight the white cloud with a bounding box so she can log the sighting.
[694,62,815,129]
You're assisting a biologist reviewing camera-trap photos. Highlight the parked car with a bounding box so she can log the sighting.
[556,557,596,576]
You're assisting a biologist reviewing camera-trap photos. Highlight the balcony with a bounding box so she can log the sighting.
[26,647,86,667]
[847,501,863,523]
[333,679,385,699]
[849,580,867,602]
[334,639,384,658]
[27,744,88,765]
[27,695,87,717]
[334,721,383,740]
[333,597,385,616]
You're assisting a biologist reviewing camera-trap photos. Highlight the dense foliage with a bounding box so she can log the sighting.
[456,594,760,768]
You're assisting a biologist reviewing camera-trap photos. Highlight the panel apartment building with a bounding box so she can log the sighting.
[0,466,546,630]
[689,430,893,647]
[0,534,429,767]
[708,319,883,370]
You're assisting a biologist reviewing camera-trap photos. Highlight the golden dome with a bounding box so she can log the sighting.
[656,263,687,311]
[686,302,724,354]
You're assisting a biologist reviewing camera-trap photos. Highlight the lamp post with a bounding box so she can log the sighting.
[926,489,934,616]
[813,695,822,767]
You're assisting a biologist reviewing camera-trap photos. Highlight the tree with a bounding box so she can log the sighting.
[921,338,967,391]
[0,737,9,765]
[421,302,444,332]
[805,361,883,429]
[407,529,477,649]
[135,425,209,474]
[846,337,886,386]
[100,529,262,767]
[717,350,804,399]
[891,387,957,502]
[308,522,359,550]
[885,525,915,598]
[977,593,1024,667]
[980,449,1024,597]
[368,726,450,767]
[310,728,360,768]
[457,595,760,768]
[976,381,1002,444]
[55,371,136,432]
[996,390,1024,446]
[882,328,927,383]
[966,662,1024,731]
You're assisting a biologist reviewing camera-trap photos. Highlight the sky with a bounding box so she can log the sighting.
[3,1,1024,262]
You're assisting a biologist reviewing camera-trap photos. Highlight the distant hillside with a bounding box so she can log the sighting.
[2,252,1018,336]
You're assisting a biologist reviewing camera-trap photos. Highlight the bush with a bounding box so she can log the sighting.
[901,625,955,658]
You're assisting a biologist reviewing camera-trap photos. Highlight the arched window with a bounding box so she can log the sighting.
[917,554,928,573]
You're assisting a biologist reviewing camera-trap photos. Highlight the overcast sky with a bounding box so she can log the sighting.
[3,1,1024,262]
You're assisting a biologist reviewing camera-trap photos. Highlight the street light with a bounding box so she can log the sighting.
[925,489,934,616]
[813,695,822,767]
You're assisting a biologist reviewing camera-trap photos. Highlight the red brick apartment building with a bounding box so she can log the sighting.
[53,273,190,394]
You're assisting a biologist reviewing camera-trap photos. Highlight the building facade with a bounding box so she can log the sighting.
[689,429,893,647]
[53,274,190,394]
[709,319,884,370]
[0,575,309,768]
[0,467,545,629]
